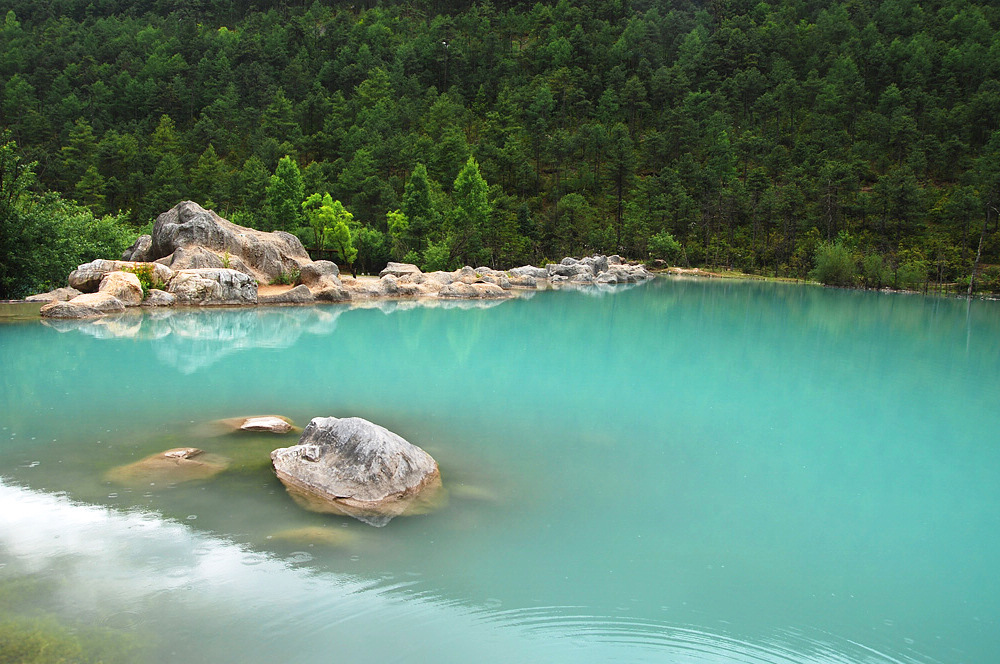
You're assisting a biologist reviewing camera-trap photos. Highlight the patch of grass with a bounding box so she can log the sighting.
[269,267,300,286]
[0,616,144,664]
[0,577,147,664]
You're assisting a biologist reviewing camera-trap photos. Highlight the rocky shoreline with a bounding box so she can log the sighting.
[28,201,655,319]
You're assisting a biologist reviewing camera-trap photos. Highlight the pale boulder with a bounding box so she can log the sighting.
[69,259,173,293]
[136,201,311,283]
[98,271,143,306]
[379,262,422,278]
[142,289,176,306]
[40,291,126,318]
[25,287,82,302]
[167,268,257,305]
[259,284,315,305]
[271,416,443,527]
[241,416,296,434]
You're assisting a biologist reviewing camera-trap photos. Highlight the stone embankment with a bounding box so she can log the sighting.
[30,201,654,318]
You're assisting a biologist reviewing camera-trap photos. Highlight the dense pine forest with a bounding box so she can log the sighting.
[3,0,1000,298]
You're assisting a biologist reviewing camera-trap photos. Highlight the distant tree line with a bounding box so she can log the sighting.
[3,0,1000,296]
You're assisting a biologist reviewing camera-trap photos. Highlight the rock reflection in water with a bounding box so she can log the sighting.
[43,307,344,373]
[36,295,523,374]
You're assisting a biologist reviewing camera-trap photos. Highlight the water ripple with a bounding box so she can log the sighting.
[468,606,934,664]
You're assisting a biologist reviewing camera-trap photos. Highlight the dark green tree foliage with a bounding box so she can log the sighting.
[2,0,1000,288]
[1,133,136,298]
[449,155,490,267]
[401,163,436,253]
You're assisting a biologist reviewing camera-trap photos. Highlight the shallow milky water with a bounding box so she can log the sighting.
[1,278,998,663]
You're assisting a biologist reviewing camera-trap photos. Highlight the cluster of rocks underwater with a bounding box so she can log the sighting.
[107,414,443,528]
[28,201,655,318]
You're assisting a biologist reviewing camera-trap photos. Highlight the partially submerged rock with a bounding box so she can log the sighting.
[241,416,295,434]
[25,286,82,303]
[40,291,126,318]
[105,447,230,486]
[167,268,257,305]
[213,415,299,435]
[439,281,510,299]
[143,289,176,306]
[271,416,443,527]
[268,526,357,548]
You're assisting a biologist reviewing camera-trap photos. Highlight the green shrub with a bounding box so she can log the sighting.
[421,239,452,272]
[896,259,928,290]
[122,263,164,298]
[648,231,682,264]
[809,241,857,287]
[861,253,892,289]
[269,267,300,285]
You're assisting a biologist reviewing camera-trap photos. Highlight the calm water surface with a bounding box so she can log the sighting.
[1,278,998,663]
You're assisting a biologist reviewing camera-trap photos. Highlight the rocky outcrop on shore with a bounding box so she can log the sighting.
[123,200,311,284]
[271,416,443,527]
[33,201,655,318]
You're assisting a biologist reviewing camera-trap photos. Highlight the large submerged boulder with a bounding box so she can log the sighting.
[125,201,311,284]
[271,416,442,527]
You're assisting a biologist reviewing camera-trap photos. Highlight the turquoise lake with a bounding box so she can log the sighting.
[1,277,998,663]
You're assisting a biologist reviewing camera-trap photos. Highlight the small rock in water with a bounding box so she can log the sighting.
[240,416,294,434]
[105,447,230,486]
[268,526,357,548]
[210,415,299,435]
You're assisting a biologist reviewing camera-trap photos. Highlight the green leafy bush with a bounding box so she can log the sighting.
[861,253,892,289]
[809,241,857,287]
[270,267,300,285]
[1,135,138,298]
[421,239,452,272]
[122,263,165,298]
[895,259,928,290]
[648,231,681,263]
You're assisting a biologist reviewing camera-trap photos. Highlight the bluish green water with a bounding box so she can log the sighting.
[1,278,998,663]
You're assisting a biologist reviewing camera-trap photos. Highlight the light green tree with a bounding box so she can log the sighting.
[301,191,335,250]
[327,199,358,276]
[386,208,410,260]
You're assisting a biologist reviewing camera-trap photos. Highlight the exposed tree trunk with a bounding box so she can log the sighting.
[968,209,991,297]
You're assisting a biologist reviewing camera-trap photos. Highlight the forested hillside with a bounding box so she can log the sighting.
[3,0,1000,298]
